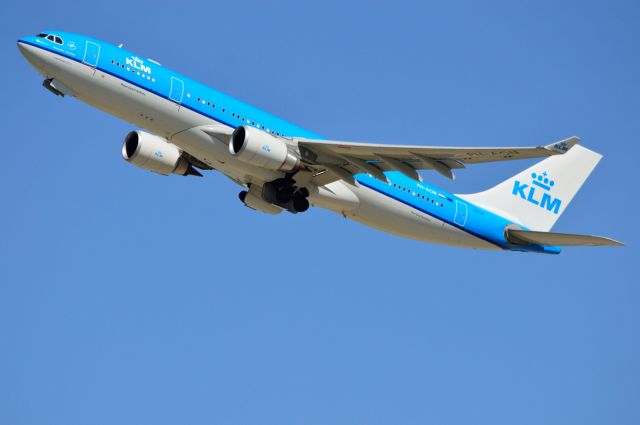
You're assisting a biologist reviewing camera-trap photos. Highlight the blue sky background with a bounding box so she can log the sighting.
[1,1,638,424]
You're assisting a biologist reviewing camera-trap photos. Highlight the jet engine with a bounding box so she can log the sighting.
[122,131,199,176]
[229,126,299,172]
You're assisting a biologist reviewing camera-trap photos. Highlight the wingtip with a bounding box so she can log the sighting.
[592,236,624,246]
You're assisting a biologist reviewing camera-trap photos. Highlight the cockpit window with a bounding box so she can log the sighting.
[44,34,63,45]
[36,33,48,38]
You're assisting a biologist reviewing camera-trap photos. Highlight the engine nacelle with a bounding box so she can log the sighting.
[122,131,190,175]
[239,189,282,215]
[229,126,299,172]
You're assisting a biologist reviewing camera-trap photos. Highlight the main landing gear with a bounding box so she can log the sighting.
[262,176,310,213]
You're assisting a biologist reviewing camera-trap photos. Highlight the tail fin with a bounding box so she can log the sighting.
[458,142,602,231]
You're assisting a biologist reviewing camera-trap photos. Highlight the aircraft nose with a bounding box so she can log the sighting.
[17,39,28,55]
[17,39,46,71]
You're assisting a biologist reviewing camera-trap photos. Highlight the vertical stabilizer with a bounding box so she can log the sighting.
[458,144,601,231]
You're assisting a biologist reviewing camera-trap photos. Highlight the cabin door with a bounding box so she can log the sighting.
[169,76,184,104]
[454,200,468,227]
[82,41,100,67]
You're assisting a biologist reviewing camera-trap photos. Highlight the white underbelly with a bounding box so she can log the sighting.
[346,184,498,249]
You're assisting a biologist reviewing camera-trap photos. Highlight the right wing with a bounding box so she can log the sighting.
[295,136,580,184]
[197,123,580,186]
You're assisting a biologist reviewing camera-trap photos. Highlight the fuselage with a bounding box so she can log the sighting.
[17,31,559,254]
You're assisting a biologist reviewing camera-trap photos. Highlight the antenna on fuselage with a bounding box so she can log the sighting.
[117,43,124,48]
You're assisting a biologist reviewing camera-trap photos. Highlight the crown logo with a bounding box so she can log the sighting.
[531,172,554,191]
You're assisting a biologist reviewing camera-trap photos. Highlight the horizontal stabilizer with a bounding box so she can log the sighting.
[506,229,623,247]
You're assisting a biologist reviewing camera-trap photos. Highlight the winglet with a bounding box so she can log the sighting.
[544,136,580,154]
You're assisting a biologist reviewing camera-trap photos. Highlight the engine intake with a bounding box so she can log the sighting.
[122,131,191,176]
[229,126,299,172]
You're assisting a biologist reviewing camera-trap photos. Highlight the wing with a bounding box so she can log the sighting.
[296,136,580,184]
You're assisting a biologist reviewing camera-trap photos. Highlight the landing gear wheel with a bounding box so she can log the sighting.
[293,194,310,212]
[297,187,310,198]
[276,186,295,203]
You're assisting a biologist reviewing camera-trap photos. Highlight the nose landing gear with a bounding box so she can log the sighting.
[42,78,74,97]
[42,79,64,96]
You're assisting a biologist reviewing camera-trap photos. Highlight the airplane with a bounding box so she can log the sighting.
[16,31,622,254]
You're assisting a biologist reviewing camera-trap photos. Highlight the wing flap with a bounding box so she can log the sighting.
[506,229,623,247]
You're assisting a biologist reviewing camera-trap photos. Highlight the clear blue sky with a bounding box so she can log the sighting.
[1,1,638,424]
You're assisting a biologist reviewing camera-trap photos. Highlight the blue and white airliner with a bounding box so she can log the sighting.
[17,31,622,253]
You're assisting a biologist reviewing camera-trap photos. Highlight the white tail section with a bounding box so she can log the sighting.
[458,144,602,231]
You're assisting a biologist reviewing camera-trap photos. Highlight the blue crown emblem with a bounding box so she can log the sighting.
[531,172,555,191]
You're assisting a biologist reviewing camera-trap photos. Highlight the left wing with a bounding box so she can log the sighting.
[296,136,579,183]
